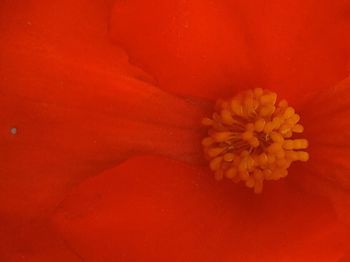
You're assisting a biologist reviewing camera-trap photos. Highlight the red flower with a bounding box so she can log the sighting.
[1,0,350,261]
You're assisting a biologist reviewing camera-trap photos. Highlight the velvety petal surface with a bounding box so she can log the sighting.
[232,0,350,105]
[0,219,82,261]
[110,0,350,104]
[0,0,203,224]
[53,156,349,262]
[290,77,350,225]
[110,0,254,100]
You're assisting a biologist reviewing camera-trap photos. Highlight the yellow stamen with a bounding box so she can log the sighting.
[223,153,235,162]
[201,88,309,193]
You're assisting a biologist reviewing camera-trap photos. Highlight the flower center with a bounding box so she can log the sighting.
[202,88,309,193]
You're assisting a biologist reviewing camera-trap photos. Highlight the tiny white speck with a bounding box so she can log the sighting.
[10,127,17,135]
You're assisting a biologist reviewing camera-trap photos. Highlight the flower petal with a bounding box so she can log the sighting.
[110,0,255,99]
[53,156,348,261]
[234,0,350,105]
[0,0,203,221]
[291,77,350,224]
[0,219,82,261]
[110,0,350,103]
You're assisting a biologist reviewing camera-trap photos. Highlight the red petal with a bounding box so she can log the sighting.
[53,156,348,261]
[110,0,350,102]
[234,0,350,105]
[0,0,203,222]
[110,0,255,100]
[291,77,350,224]
[0,219,81,261]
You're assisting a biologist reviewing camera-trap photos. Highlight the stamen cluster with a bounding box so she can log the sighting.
[202,88,309,193]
